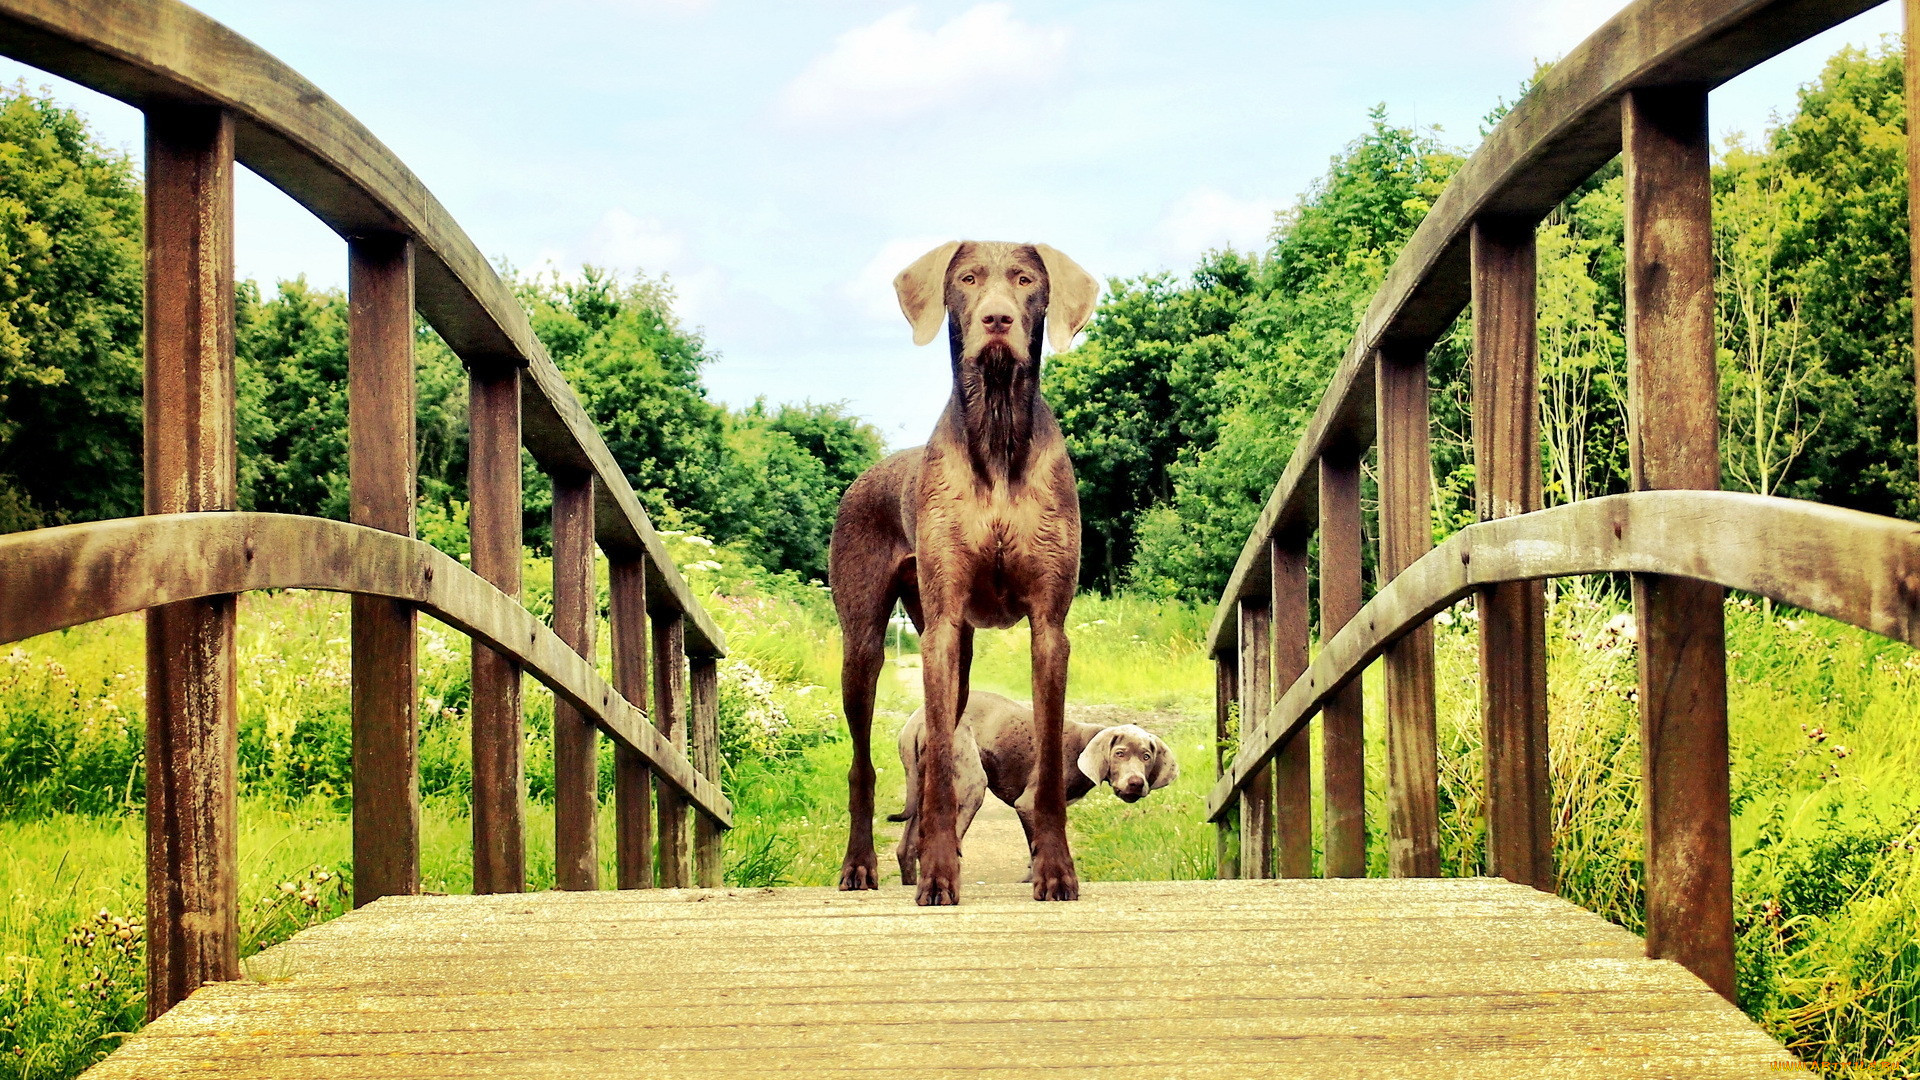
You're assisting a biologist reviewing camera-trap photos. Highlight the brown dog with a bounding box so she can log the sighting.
[829,241,1098,905]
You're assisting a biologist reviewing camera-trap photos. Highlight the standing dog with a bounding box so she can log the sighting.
[830,241,1099,905]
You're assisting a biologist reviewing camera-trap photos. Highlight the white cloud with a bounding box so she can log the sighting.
[843,235,949,327]
[780,4,1070,128]
[1152,188,1278,265]
[1511,0,1620,62]
[588,208,689,271]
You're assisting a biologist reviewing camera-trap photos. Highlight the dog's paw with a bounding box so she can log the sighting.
[915,843,961,906]
[1030,849,1079,902]
[837,853,880,891]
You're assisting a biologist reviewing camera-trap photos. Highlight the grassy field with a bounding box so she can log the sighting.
[0,548,1916,1076]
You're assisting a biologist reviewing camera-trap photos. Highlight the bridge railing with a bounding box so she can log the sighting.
[1204,0,1920,1002]
[0,0,732,1019]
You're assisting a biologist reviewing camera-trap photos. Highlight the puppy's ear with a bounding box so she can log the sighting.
[1146,735,1178,791]
[1034,244,1099,353]
[1076,728,1115,784]
[894,241,961,346]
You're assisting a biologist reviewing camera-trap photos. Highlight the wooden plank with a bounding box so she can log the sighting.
[610,558,655,888]
[1374,344,1440,879]
[347,233,419,909]
[1270,540,1313,879]
[0,513,732,823]
[1203,488,1920,820]
[1317,450,1370,878]
[690,656,722,889]
[550,472,598,892]
[84,880,1806,1079]
[142,103,238,1020]
[653,615,691,888]
[1622,86,1735,1003]
[1195,0,1885,657]
[1469,220,1554,892]
[1212,655,1238,880]
[468,362,524,895]
[1236,597,1273,880]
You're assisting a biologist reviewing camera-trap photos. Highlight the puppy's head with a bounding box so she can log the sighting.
[1076,724,1177,803]
[893,241,1099,373]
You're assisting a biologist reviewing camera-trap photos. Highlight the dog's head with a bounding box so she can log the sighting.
[893,241,1099,371]
[1076,724,1177,803]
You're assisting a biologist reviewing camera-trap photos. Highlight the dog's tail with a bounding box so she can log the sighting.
[886,809,911,822]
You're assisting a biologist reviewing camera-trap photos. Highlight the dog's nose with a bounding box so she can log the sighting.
[981,312,1014,333]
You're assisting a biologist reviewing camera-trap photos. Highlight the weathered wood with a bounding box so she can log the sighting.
[1374,344,1440,880]
[1623,86,1734,1003]
[1204,489,1920,820]
[1236,597,1274,880]
[1270,540,1314,879]
[0,0,727,656]
[468,362,525,895]
[1469,220,1554,892]
[690,655,723,889]
[347,233,419,909]
[550,473,598,892]
[84,880,1807,1079]
[1200,0,1885,657]
[1318,450,1372,877]
[142,103,238,1021]
[653,614,691,889]
[609,558,655,888]
[1213,655,1239,880]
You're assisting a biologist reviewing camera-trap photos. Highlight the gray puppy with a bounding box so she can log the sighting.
[889,691,1177,885]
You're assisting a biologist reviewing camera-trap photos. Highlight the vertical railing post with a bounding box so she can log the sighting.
[1236,596,1273,879]
[469,361,524,894]
[690,655,723,888]
[1375,345,1440,878]
[348,233,419,908]
[143,104,239,1019]
[1271,539,1314,878]
[610,558,653,888]
[653,612,691,887]
[551,473,598,891]
[1623,86,1735,1002]
[1319,446,1375,876]
[1213,652,1240,879]
[1470,220,1555,891]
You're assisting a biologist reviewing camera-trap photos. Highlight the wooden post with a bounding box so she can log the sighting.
[610,558,653,889]
[1375,345,1441,879]
[1213,654,1240,879]
[348,234,419,908]
[653,612,691,887]
[469,361,524,894]
[143,104,238,1019]
[1319,447,1376,876]
[690,655,723,888]
[1623,86,1735,1002]
[1271,539,1314,879]
[1470,219,1555,892]
[1236,596,1273,879]
[551,473,598,891]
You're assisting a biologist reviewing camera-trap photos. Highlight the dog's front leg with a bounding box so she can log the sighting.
[1029,617,1079,900]
[914,619,965,906]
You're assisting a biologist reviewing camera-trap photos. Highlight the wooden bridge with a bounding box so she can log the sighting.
[0,0,1916,1075]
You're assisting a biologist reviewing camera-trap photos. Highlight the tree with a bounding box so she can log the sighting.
[0,83,143,531]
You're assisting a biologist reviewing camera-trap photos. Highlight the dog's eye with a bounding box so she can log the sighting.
[959,273,976,285]
[1017,275,1033,286]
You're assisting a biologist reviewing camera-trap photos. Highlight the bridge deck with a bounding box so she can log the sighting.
[87,878,1803,1078]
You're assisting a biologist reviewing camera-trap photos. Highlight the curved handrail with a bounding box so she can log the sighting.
[1204,0,1882,655]
[0,512,731,826]
[0,0,722,656]
[1205,491,1920,820]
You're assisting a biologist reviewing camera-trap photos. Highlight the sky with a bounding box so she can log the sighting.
[0,0,1905,449]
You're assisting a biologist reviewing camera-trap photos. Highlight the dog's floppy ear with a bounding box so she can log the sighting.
[1076,728,1116,784]
[894,241,961,346]
[1146,734,1178,791]
[1034,244,1099,353]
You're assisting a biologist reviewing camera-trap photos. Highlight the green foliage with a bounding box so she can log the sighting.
[0,83,143,531]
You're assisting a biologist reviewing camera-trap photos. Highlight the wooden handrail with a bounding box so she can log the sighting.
[0,512,734,824]
[1208,490,1920,823]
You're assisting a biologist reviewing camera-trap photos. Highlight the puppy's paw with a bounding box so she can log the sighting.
[837,851,879,891]
[1030,848,1079,902]
[915,841,961,906]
